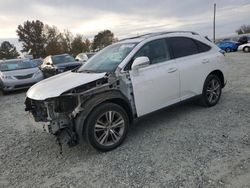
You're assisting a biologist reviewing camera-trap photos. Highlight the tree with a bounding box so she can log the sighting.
[71,35,85,57]
[0,41,19,59]
[44,26,74,56]
[92,30,115,51]
[44,25,62,56]
[84,38,91,52]
[16,20,46,58]
[60,30,73,54]
[236,25,250,35]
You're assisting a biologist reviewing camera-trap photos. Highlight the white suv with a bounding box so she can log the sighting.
[25,31,227,151]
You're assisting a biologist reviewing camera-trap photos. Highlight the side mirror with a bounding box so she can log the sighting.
[131,56,150,70]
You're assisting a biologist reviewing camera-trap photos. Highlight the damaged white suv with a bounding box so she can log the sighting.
[25,31,227,151]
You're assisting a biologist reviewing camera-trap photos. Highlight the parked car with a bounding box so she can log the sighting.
[217,41,239,52]
[31,58,43,67]
[0,59,44,94]
[238,43,250,53]
[40,54,82,78]
[25,31,227,152]
[238,36,250,45]
[75,52,95,62]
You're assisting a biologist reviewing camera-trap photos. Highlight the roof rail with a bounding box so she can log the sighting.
[120,31,199,41]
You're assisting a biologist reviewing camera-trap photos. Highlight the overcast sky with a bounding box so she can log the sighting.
[0,0,249,40]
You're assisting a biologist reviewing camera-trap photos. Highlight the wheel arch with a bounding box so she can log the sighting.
[75,90,134,144]
[243,46,250,52]
[207,70,225,88]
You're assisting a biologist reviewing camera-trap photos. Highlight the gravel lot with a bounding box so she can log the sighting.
[0,52,250,188]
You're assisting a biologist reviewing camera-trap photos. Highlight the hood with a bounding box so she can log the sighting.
[55,61,82,68]
[27,71,106,100]
[1,67,39,77]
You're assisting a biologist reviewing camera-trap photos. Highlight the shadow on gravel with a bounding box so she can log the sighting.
[0,89,28,96]
[129,99,202,136]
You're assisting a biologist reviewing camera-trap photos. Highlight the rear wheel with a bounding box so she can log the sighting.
[243,46,250,53]
[83,103,129,152]
[201,75,222,107]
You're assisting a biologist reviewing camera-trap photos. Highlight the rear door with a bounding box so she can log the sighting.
[167,37,213,100]
[129,38,180,116]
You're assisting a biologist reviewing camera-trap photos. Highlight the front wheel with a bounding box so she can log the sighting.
[201,75,222,107]
[83,103,129,152]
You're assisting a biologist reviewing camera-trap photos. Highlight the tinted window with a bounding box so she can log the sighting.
[124,39,171,70]
[135,39,171,64]
[195,40,211,53]
[52,54,75,64]
[168,37,199,58]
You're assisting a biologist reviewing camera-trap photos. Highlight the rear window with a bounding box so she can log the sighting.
[195,40,211,53]
[168,37,199,58]
[167,37,211,58]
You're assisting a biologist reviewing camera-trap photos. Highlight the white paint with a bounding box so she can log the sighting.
[130,59,180,116]
[26,71,106,100]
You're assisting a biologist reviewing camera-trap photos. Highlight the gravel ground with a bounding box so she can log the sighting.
[0,52,250,188]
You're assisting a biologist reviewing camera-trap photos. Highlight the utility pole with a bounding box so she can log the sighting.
[213,3,216,43]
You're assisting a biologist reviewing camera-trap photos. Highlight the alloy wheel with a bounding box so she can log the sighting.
[94,111,125,146]
[206,79,221,104]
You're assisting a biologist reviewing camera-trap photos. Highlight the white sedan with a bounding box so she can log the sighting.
[238,43,250,52]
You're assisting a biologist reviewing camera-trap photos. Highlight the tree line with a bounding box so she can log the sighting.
[1,21,250,60]
[1,20,117,59]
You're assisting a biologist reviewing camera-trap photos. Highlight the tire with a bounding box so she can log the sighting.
[200,74,222,107]
[243,46,250,53]
[225,48,231,53]
[83,103,129,152]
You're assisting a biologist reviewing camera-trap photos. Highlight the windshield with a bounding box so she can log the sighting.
[52,54,75,64]
[0,60,36,72]
[78,43,137,72]
[31,59,43,67]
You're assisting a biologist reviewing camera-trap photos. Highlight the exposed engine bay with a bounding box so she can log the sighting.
[25,72,136,148]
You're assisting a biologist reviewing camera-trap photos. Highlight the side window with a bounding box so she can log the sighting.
[135,39,171,64]
[125,39,171,70]
[194,40,211,53]
[168,37,199,58]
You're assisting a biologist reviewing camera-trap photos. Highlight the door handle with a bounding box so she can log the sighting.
[168,67,177,73]
[202,59,209,64]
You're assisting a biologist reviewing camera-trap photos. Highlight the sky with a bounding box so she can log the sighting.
[0,0,249,49]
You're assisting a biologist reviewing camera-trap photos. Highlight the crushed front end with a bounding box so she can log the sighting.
[25,95,79,146]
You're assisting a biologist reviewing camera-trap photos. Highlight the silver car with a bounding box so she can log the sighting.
[0,59,44,94]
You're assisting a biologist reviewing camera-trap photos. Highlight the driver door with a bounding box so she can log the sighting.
[129,38,180,116]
